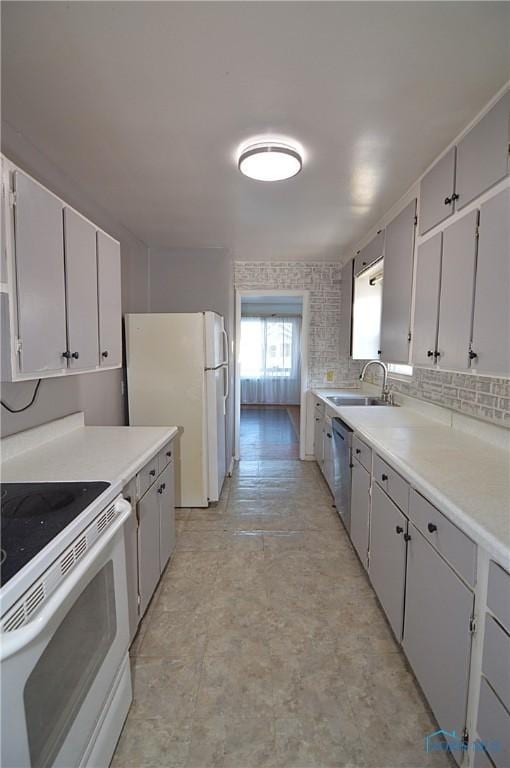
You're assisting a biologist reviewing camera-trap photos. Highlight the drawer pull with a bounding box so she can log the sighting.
[395,526,404,535]
[427,522,438,533]
[149,469,156,477]
[381,473,388,481]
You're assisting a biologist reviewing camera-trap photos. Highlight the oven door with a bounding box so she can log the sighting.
[1,499,131,768]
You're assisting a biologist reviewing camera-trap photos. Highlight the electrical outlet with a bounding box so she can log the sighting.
[325,370,334,383]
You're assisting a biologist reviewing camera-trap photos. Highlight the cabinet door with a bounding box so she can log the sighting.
[13,171,67,374]
[63,208,99,370]
[350,458,370,569]
[339,259,353,358]
[97,230,122,367]
[471,188,510,375]
[158,463,176,574]
[314,414,324,465]
[122,478,139,643]
[403,524,473,758]
[380,199,417,363]
[411,232,442,366]
[419,147,456,235]
[456,92,510,210]
[137,482,161,617]
[354,230,385,276]
[369,483,407,639]
[437,210,478,371]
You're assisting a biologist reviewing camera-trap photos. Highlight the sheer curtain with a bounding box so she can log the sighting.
[240,316,302,404]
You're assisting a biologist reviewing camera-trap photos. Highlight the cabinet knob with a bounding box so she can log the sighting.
[102,350,109,358]
[315,417,320,422]
[349,462,354,469]
[62,351,71,359]
[149,469,156,477]
[381,473,388,481]
[71,351,79,360]
[327,433,332,438]
[427,350,434,357]
[395,525,404,534]
[157,482,166,494]
[404,533,412,542]
[355,448,361,454]
[468,350,478,360]
[166,451,172,458]
[427,523,437,533]
[444,196,452,206]
[433,351,441,359]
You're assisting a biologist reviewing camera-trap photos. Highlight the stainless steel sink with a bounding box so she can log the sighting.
[327,395,394,407]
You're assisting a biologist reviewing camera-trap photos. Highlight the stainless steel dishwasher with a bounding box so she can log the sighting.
[332,417,353,532]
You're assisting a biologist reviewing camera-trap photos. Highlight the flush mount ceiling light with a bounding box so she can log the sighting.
[238,142,302,181]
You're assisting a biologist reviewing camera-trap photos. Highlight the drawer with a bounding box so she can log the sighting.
[477,677,510,768]
[158,440,174,475]
[373,454,409,514]
[352,434,371,473]
[487,561,510,632]
[409,490,476,586]
[138,455,159,499]
[483,615,510,712]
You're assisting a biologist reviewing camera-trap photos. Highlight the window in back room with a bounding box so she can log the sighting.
[351,260,383,360]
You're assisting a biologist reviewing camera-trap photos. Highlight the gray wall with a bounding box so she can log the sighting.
[148,247,234,466]
[1,123,149,437]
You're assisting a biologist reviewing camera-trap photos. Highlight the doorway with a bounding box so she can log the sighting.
[234,290,309,460]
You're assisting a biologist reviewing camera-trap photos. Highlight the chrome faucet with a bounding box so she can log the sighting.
[359,360,391,402]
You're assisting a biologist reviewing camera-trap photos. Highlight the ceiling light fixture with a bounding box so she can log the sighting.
[238,141,302,182]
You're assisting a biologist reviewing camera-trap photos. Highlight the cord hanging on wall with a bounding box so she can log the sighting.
[1,379,42,413]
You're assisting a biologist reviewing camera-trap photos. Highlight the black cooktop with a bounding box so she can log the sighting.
[1,481,110,586]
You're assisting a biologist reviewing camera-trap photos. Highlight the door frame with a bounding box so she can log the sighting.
[234,288,310,461]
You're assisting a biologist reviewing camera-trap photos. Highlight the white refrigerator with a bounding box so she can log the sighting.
[126,312,228,507]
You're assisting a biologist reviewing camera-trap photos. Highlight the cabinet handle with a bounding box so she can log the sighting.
[315,417,320,422]
[157,482,166,494]
[468,350,478,360]
[62,351,71,359]
[71,352,80,360]
[444,196,452,206]
[433,351,441,359]
[149,469,156,477]
[427,523,437,533]
[381,473,388,481]
[102,350,109,358]
[395,526,404,534]
[427,350,434,357]
[404,533,412,542]
[355,448,361,454]
[166,451,172,458]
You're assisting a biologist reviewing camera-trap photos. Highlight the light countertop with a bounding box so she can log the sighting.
[1,415,179,505]
[313,389,510,565]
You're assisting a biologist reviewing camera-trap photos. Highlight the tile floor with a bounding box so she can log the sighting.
[240,406,300,460]
[112,458,451,768]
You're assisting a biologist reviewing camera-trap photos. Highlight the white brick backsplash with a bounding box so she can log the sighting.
[235,261,510,428]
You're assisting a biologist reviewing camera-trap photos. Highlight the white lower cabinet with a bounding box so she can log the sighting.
[403,524,474,761]
[158,462,176,574]
[477,678,510,768]
[323,420,335,493]
[369,483,407,639]
[350,457,370,569]
[137,481,162,617]
[314,413,324,467]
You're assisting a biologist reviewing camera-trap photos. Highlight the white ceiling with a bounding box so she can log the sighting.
[2,2,509,262]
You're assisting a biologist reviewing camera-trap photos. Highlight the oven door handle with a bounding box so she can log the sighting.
[0,498,131,662]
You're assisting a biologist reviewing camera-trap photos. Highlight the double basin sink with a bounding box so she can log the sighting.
[327,395,394,407]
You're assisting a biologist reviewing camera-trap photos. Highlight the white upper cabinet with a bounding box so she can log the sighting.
[13,171,67,375]
[411,232,442,367]
[379,199,417,363]
[456,92,510,210]
[1,157,122,381]
[471,188,510,375]
[63,208,99,371]
[97,230,122,368]
[437,210,478,371]
[354,230,384,276]
[419,147,456,235]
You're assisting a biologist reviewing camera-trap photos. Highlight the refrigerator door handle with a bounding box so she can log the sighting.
[223,365,229,401]
[221,328,229,366]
